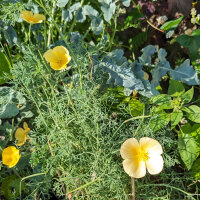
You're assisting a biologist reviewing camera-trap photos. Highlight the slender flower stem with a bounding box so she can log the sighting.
[47,0,56,46]
[28,24,32,44]
[131,177,135,200]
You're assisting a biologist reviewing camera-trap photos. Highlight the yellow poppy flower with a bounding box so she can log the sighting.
[15,122,30,146]
[2,146,21,168]
[43,46,71,70]
[20,10,46,24]
[120,137,164,178]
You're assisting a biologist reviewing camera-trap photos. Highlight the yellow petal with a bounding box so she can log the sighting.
[23,122,30,135]
[123,159,146,178]
[2,146,21,168]
[50,62,67,70]
[20,11,33,22]
[23,122,29,130]
[53,46,69,57]
[139,137,163,155]
[43,49,58,63]
[120,138,140,160]
[32,13,46,23]
[15,128,27,146]
[146,155,164,175]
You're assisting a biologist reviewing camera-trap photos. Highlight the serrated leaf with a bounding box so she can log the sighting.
[168,80,185,97]
[180,87,194,104]
[150,110,170,131]
[183,105,200,123]
[0,52,12,85]
[191,158,200,180]
[170,59,199,85]
[178,133,197,170]
[150,94,172,109]
[182,123,200,156]
[56,0,69,8]
[126,99,145,116]
[171,110,183,129]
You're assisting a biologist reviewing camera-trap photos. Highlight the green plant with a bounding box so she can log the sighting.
[150,80,197,131]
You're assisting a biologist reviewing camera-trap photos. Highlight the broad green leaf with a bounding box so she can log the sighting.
[160,16,184,31]
[150,94,172,109]
[2,25,18,46]
[99,0,116,22]
[151,48,171,87]
[191,159,200,180]
[99,49,144,93]
[183,105,200,123]
[0,87,26,119]
[178,133,197,170]
[139,45,156,66]
[180,87,194,104]
[182,124,200,156]
[150,110,170,131]
[0,52,12,85]
[56,0,69,8]
[171,110,183,129]
[176,29,200,61]
[1,175,24,200]
[170,59,199,86]
[126,99,145,117]
[122,0,130,7]
[168,80,185,97]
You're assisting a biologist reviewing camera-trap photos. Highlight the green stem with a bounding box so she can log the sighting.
[112,115,151,138]
[137,184,197,199]
[20,173,46,200]
[66,177,101,194]
[47,0,56,46]
[28,24,32,44]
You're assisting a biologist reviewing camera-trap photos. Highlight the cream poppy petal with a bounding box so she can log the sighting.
[120,138,140,160]
[43,50,58,63]
[123,159,146,178]
[50,62,67,70]
[146,155,164,175]
[139,137,163,155]
[53,46,69,57]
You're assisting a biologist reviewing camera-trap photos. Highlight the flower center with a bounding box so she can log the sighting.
[141,152,149,161]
